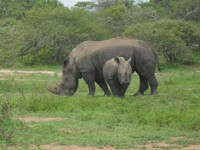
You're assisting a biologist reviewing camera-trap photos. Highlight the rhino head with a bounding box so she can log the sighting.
[48,59,78,96]
[114,56,132,85]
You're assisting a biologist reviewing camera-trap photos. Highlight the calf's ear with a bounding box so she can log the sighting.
[114,56,120,64]
[63,58,69,67]
[127,57,132,64]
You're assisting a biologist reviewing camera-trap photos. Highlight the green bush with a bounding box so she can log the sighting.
[0,99,23,143]
[18,7,108,65]
[123,19,200,64]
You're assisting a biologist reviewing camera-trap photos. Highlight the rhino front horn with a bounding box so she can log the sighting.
[47,84,61,95]
[47,87,58,95]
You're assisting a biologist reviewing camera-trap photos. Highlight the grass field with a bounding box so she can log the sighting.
[0,65,200,149]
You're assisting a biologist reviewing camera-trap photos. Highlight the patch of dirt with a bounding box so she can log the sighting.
[171,136,200,150]
[137,142,178,150]
[18,116,64,122]
[171,136,192,141]
[0,69,61,77]
[183,145,200,150]
[10,144,124,150]
[34,145,123,150]
[10,143,200,150]
[137,139,200,150]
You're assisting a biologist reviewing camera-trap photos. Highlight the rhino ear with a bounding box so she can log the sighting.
[114,56,120,64]
[63,58,69,67]
[127,57,132,64]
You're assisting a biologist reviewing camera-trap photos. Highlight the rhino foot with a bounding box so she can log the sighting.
[133,92,144,96]
[151,91,158,95]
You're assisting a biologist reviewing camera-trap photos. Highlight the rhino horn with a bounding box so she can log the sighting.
[56,81,61,86]
[47,81,62,95]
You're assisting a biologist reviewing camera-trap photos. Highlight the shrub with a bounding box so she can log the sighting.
[0,99,23,143]
[0,100,14,142]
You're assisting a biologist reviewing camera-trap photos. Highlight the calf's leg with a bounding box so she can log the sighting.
[119,85,129,97]
[107,80,120,96]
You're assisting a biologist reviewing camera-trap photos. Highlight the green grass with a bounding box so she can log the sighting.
[0,65,200,149]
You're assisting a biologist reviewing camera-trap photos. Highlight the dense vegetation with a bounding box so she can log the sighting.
[0,0,200,66]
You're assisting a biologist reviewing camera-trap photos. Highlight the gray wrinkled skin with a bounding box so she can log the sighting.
[103,56,132,97]
[48,37,160,96]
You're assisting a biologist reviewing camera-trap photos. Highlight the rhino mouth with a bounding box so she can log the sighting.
[121,82,130,86]
[120,79,131,86]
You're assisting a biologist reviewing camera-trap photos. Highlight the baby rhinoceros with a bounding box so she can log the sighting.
[103,56,132,97]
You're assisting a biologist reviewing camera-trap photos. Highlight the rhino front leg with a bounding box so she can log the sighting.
[107,80,120,96]
[96,80,111,96]
[119,85,129,97]
[82,72,96,96]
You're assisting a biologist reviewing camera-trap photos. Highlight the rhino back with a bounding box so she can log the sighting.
[69,37,155,78]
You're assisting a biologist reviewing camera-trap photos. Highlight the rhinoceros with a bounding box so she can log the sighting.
[48,37,160,96]
[103,56,132,97]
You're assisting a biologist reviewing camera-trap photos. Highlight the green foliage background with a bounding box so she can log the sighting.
[0,0,200,66]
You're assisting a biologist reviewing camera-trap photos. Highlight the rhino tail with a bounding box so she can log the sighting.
[153,50,161,72]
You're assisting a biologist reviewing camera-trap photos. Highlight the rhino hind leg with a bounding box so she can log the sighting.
[134,74,158,96]
[96,80,111,96]
[134,75,149,96]
[82,72,96,96]
[147,74,158,95]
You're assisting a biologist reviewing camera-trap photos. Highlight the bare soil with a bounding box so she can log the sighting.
[18,116,64,122]
[30,145,124,150]
[10,143,200,150]
[138,143,200,150]
[0,69,61,78]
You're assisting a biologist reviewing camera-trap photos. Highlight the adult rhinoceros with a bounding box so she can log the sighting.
[48,37,160,96]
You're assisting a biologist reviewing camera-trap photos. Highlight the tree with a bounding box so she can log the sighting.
[95,0,117,9]
[149,0,200,21]
[124,19,200,64]
[96,1,131,36]
[18,7,108,65]
[1,0,200,66]
[74,1,96,11]
[0,0,63,20]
